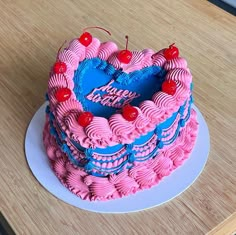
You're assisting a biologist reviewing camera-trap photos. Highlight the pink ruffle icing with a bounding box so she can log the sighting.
[47,38,193,148]
[43,110,199,201]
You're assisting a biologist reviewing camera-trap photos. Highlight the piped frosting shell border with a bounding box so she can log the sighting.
[47,38,192,148]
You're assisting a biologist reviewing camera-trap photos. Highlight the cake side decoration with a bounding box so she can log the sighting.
[43,29,198,201]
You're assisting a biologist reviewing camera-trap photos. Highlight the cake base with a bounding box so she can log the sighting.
[25,102,209,213]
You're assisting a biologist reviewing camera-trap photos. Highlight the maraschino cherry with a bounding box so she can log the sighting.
[117,35,132,64]
[53,40,67,74]
[55,87,72,102]
[79,26,111,47]
[162,80,177,95]
[53,61,67,74]
[163,43,179,60]
[122,104,138,121]
[78,112,94,127]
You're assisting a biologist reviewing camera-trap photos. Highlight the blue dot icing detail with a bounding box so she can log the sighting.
[45,93,49,101]
[45,105,50,114]
[49,112,55,120]
[128,153,136,163]
[50,126,57,136]
[155,126,162,138]
[180,119,185,127]
[85,148,93,160]
[158,141,164,149]
[61,131,67,140]
[190,82,194,91]
[85,162,94,171]
[61,143,69,153]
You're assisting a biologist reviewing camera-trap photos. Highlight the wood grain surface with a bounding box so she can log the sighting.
[0,1,235,234]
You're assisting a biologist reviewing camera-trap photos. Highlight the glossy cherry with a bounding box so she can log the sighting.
[79,32,93,47]
[162,80,177,95]
[78,26,111,47]
[122,104,138,121]
[163,43,179,60]
[117,35,132,64]
[55,88,72,102]
[53,61,67,74]
[78,112,94,127]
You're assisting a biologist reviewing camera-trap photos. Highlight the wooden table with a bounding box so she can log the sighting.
[0,1,235,234]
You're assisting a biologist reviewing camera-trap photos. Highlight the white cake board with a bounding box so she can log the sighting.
[25,103,210,213]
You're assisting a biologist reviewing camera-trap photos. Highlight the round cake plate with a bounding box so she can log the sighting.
[25,103,210,213]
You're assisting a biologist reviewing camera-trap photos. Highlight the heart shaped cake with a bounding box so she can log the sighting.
[43,31,198,201]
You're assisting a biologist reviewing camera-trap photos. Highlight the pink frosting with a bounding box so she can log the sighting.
[85,117,113,146]
[85,38,101,59]
[53,157,67,179]
[67,39,86,61]
[122,51,144,73]
[58,50,79,70]
[43,109,198,201]
[97,41,118,60]
[47,38,193,148]
[164,57,188,70]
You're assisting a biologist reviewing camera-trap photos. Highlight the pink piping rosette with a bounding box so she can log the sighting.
[67,39,86,61]
[129,165,156,189]
[46,146,57,161]
[154,155,173,179]
[133,107,154,134]
[56,99,83,129]
[85,38,101,59]
[164,57,188,70]
[122,51,144,73]
[152,49,166,67]
[48,73,74,91]
[152,91,176,109]
[167,146,185,168]
[166,68,192,87]
[64,113,87,142]
[110,171,140,196]
[141,49,155,67]
[173,81,189,105]
[58,49,79,70]
[85,116,113,146]
[109,113,135,142]
[107,51,122,69]
[85,176,117,200]
[139,100,163,124]
[53,157,67,179]
[97,41,118,60]
[66,172,90,199]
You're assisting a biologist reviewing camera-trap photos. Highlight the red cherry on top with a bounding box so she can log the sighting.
[78,26,111,47]
[117,35,132,64]
[55,87,72,102]
[122,104,138,121]
[118,50,132,64]
[53,61,67,74]
[79,32,93,47]
[78,112,94,127]
[164,43,179,60]
[162,80,177,95]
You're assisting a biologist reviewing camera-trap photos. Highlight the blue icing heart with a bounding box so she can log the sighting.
[73,58,166,118]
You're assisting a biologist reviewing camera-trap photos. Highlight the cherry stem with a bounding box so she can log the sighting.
[83,26,111,36]
[125,35,129,51]
[57,40,67,60]
[169,43,175,48]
